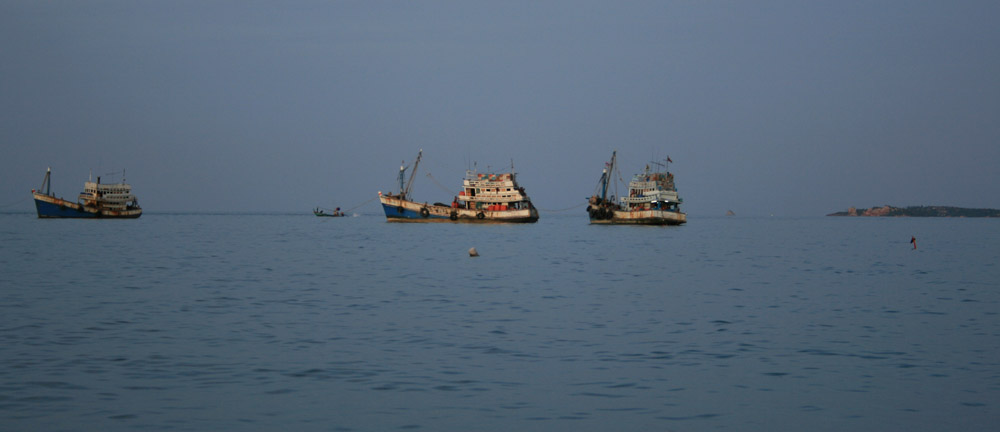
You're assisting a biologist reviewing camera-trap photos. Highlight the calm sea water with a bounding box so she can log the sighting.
[1,212,997,431]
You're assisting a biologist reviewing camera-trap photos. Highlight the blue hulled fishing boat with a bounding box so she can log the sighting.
[378,150,538,223]
[32,168,142,219]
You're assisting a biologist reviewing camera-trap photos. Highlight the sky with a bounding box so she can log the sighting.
[2,1,999,216]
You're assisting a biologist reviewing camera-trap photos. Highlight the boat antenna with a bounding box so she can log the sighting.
[650,156,671,171]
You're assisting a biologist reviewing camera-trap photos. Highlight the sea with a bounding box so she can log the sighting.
[1,211,997,431]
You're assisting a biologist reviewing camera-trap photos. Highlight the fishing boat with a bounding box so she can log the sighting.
[313,207,344,217]
[586,151,686,225]
[31,168,142,219]
[378,150,539,223]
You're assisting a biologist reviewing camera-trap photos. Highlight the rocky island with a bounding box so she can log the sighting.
[828,205,1000,217]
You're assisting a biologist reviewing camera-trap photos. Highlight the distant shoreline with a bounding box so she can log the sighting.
[828,205,1000,217]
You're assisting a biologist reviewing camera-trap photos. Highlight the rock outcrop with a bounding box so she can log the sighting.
[828,206,1000,217]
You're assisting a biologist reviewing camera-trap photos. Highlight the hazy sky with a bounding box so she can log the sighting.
[3,1,999,216]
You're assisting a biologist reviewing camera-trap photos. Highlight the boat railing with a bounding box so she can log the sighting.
[460,193,526,202]
[620,195,679,204]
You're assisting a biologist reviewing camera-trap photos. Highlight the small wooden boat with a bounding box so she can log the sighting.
[313,207,344,217]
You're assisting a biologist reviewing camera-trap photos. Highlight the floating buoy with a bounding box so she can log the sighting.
[469,247,479,257]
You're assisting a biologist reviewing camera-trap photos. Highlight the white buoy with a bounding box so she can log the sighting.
[469,247,479,257]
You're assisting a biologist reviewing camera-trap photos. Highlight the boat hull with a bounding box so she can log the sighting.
[380,195,538,223]
[589,209,686,225]
[33,193,142,219]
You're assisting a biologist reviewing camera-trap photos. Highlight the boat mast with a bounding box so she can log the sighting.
[600,151,616,202]
[397,162,408,196]
[402,149,422,200]
[40,167,52,196]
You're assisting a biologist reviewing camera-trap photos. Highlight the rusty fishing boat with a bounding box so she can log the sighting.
[31,168,142,219]
[586,151,686,225]
[379,150,539,223]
